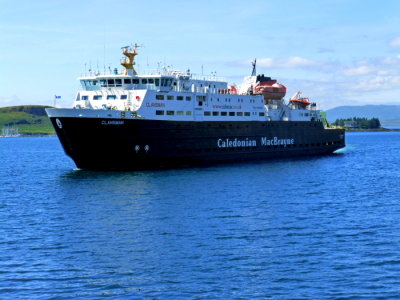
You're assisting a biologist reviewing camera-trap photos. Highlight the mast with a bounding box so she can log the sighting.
[120,44,140,76]
[251,58,256,76]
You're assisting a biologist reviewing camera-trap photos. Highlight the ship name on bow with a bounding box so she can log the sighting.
[101,120,124,125]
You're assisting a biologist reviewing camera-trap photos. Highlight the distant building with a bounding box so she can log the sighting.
[344,120,358,128]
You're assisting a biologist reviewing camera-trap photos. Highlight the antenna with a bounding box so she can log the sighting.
[157,61,161,74]
[251,59,256,76]
[103,43,106,75]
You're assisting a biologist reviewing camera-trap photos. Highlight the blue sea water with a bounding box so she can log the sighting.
[1,133,400,299]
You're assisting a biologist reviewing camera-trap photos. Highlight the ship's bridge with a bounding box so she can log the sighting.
[78,73,228,94]
[79,74,174,92]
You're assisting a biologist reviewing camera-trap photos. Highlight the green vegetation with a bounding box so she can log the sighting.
[0,105,55,136]
[320,111,329,128]
[333,117,381,129]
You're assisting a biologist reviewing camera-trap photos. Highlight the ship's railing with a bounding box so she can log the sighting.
[81,67,227,82]
[81,84,233,94]
[133,68,226,82]
[189,74,226,82]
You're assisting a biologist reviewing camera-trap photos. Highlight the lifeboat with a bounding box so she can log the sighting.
[289,91,311,108]
[253,74,287,100]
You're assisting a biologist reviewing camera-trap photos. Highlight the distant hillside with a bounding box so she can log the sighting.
[0,105,55,136]
[326,105,400,122]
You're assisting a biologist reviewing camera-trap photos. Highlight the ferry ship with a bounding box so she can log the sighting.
[46,45,345,170]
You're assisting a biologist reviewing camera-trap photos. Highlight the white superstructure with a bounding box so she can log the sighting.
[69,45,321,123]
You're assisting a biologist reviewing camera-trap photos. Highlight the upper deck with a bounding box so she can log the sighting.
[70,44,323,123]
[78,72,228,94]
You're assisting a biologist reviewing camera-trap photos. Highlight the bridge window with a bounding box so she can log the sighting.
[186,96,191,101]
[107,95,117,100]
[155,79,160,86]
[244,112,250,116]
[121,95,128,99]
[196,96,206,101]
[229,112,235,116]
[107,79,115,86]
[177,111,184,115]
[177,96,184,100]
[100,80,107,87]
[93,95,103,100]
[204,111,211,116]
[124,79,132,84]
[156,110,164,115]
[221,112,227,116]
[115,79,122,86]
[132,79,139,84]
[237,112,243,116]
[141,78,148,84]
[166,110,174,115]
[148,78,154,84]
[82,96,88,100]
[156,95,164,100]
[212,111,219,116]
[161,78,173,87]
[167,95,174,100]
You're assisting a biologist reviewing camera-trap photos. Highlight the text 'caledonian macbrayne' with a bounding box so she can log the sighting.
[217,137,295,148]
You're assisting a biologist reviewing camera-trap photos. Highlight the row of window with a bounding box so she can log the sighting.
[83,78,174,88]
[79,95,128,101]
[203,111,265,117]
[156,95,192,101]
[154,94,259,103]
[156,110,192,116]
[155,110,265,117]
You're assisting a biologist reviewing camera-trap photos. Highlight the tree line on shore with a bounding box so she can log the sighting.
[333,117,381,129]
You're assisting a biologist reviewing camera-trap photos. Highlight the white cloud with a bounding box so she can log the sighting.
[257,56,318,68]
[343,65,375,76]
[382,56,400,64]
[0,95,22,107]
[229,54,400,107]
[342,56,400,78]
[389,37,400,48]
[348,75,400,91]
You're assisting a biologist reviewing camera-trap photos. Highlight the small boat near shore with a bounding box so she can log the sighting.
[1,125,20,137]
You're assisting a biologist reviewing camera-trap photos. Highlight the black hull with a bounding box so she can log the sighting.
[49,117,345,170]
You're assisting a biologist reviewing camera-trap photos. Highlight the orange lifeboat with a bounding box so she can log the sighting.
[253,74,287,100]
[289,91,311,108]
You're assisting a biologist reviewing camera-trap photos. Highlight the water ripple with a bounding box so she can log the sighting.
[1,134,400,298]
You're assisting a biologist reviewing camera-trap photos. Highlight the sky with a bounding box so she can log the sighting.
[1,0,400,109]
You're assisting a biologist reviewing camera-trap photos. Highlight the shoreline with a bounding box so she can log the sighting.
[0,134,56,138]
[345,128,400,132]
